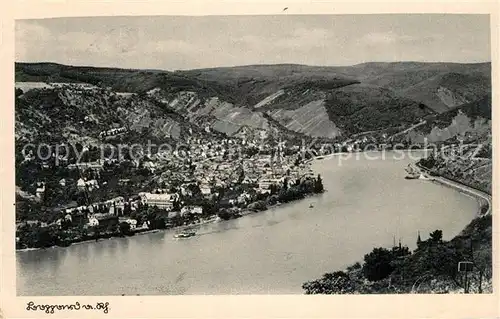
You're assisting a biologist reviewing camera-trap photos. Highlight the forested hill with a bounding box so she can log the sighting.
[16,61,491,138]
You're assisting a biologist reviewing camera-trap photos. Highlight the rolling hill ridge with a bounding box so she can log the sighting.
[16,61,491,140]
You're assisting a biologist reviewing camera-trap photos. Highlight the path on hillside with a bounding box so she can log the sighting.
[388,120,427,141]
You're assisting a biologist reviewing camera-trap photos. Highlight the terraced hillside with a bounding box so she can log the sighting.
[15,85,220,148]
[16,61,491,139]
[397,93,492,144]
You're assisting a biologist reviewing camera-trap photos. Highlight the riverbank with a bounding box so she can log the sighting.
[16,215,219,251]
[16,228,159,252]
[16,229,161,252]
[16,174,325,250]
[415,163,491,216]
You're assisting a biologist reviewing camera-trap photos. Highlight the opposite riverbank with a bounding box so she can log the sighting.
[16,173,325,250]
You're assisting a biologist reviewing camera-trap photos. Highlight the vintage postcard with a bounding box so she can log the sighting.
[1,0,498,318]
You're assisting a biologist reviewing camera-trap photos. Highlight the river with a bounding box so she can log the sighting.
[17,151,479,295]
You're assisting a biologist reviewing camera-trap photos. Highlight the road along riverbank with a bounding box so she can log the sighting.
[415,163,492,216]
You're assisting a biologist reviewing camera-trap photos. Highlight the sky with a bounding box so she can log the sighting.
[15,14,491,70]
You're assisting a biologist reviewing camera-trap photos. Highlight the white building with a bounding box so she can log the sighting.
[258,178,282,190]
[180,206,203,216]
[120,218,137,230]
[238,192,252,204]
[180,184,193,196]
[143,161,157,173]
[77,178,99,191]
[88,217,99,227]
[200,184,212,196]
[139,192,178,211]
[35,182,45,199]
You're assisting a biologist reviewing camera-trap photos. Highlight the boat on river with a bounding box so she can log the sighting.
[405,174,420,180]
[405,164,420,179]
[173,232,196,239]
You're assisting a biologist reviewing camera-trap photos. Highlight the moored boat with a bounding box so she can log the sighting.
[405,164,421,179]
[405,174,420,180]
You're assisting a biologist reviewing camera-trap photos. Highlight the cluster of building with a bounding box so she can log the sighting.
[99,127,127,139]
[21,122,324,235]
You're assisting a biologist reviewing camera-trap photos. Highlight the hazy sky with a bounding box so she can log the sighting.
[16,15,491,70]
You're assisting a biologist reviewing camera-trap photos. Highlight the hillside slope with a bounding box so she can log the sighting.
[397,93,492,144]
[16,61,491,139]
[15,85,219,147]
[183,62,491,114]
[398,72,491,113]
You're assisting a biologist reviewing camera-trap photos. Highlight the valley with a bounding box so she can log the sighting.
[15,61,492,294]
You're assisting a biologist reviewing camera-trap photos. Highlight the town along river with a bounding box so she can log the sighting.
[17,151,479,295]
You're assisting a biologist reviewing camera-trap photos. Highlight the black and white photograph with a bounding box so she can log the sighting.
[12,11,494,299]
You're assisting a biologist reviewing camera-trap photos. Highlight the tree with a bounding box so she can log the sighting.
[248,200,267,212]
[124,203,132,216]
[172,198,181,211]
[106,220,118,233]
[314,174,324,193]
[119,221,132,236]
[33,226,57,248]
[473,245,492,293]
[391,243,411,258]
[217,208,241,220]
[346,262,362,272]
[188,183,202,198]
[238,165,245,183]
[294,157,301,167]
[267,194,279,206]
[15,88,24,98]
[270,184,278,195]
[302,271,356,294]
[362,247,395,281]
[430,230,443,243]
[282,177,289,192]
[155,218,167,229]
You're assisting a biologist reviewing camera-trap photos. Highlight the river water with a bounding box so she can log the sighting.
[17,151,479,295]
